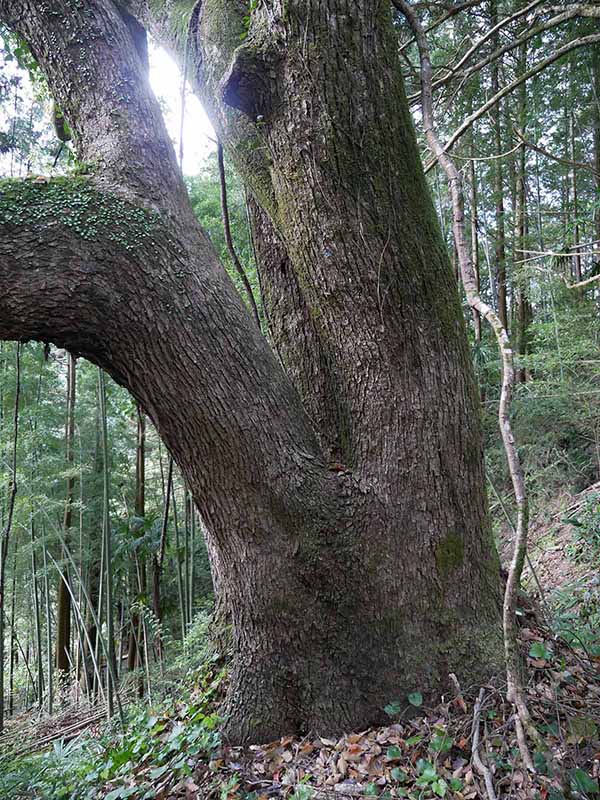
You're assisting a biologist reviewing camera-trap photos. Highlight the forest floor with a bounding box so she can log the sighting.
[2,488,600,800]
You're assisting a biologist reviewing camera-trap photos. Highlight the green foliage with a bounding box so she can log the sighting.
[552,579,600,657]
[565,494,600,564]
[0,665,224,799]
[569,767,599,797]
[528,641,554,661]
[414,759,448,798]
[185,154,262,322]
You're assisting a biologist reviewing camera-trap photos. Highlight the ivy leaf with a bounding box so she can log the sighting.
[408,692,423,707]
[569,768,599,795]
[529,641,553,660]
[386,745,402,760]
[384,701,401,717]
[429,733,453,753]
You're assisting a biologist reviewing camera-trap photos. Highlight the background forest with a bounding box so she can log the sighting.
[0,2,600,799]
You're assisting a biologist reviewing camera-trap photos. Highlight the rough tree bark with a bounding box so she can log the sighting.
[0,0,502,743]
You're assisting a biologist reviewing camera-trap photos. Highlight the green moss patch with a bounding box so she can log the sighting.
[0,177,159,252]
[435,532,464,577]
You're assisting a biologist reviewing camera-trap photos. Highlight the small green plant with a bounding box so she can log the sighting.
[429,730,453,754]
[384,700,401,717]
[565,494,600,564]
[529,641,554,661]
[414,759,448,797]
[569,767,600,797]
[290,779,315,800]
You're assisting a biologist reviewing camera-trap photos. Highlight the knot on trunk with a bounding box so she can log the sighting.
[220,40,281,120]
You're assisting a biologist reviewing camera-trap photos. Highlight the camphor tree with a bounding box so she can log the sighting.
[0,0,503,743]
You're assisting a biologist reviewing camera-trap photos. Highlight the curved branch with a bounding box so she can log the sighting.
[0,177,327,518]
[395,0,543,767]
[217,142,262,329]
[425,32,600,171]
[408,0,591,102]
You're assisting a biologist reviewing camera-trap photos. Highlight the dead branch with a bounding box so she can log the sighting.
[471,688,498,800]
[515,129,599,176]
[395,0,545,768]
[425,32,600,172]
[411,4,600,103]
[398,0,484,53]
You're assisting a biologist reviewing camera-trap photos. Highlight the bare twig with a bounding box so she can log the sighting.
[395,0,544,767]
[514,129,599,176]
[398,0,484,53]
[412,4,600,103]
[471,688,498,800]
[425,32,600,171]
[217,142,262,330]
[449,672,468,713]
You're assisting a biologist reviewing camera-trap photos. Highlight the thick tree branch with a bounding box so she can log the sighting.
[0,0,187,216]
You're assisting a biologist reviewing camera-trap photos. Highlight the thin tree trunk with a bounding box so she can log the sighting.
[98,369,116,717]
[189,505,195,624]
[0,343,20,733]
[31,516,44,708]
[396,0,543,769]
[41,523,53,715]
[84,386,102,696]
[56,354,76,679]
[127,404,145,675]
[152,457,172,637]
[468,115,481,342]
[593,25,600,249]
[183,489,190,629]
[515,41,531,383]
[569,108,582,282]
[8,539,17,716]
[490,0,508,330]
[172,482,186,638]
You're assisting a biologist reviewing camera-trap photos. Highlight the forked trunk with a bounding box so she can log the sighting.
[0,0,503,743]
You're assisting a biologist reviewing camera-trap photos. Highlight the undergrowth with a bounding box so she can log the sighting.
[0,612,227,800]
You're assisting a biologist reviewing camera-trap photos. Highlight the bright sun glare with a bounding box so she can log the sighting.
[148,44,217,175]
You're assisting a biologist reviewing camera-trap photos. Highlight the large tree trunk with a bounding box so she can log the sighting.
[0,0,503,743]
